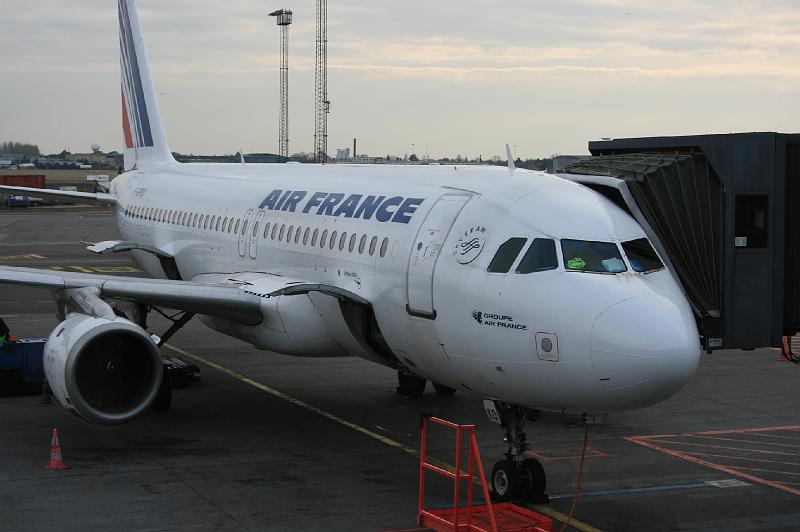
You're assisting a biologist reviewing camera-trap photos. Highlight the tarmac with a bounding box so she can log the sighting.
[1,209,800,531]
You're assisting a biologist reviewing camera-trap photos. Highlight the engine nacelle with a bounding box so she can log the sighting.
[44,313,163,424]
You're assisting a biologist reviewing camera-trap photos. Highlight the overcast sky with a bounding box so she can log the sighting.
[1,0,799,159]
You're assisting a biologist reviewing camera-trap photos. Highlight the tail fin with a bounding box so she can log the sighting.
[118,0,174,171]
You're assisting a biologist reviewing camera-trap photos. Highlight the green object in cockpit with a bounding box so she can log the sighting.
[567,257,586,270]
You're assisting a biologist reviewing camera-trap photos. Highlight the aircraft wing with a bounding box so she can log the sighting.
[0,185,116,205]
[0,266,368,325]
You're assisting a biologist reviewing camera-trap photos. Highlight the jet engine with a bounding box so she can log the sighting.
[43,313,163,424]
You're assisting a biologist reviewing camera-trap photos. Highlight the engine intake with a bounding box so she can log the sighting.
[44,314,162,424]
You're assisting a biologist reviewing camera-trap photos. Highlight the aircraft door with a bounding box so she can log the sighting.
[406,194,471,318]
[249,210,265,259]
[238,209,254,257]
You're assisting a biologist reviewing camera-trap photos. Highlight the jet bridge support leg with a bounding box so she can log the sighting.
[486,401,548,503]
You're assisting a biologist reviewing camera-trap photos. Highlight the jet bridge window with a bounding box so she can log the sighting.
[735,194,769,248]
[622,238,664,273]
[487,238,528,273]
[516,238,557,273]
[561,239,627,273]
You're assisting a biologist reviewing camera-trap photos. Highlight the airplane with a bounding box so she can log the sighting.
[0,0,700,502]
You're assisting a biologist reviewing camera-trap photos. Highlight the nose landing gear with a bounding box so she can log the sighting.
[484,400,548,503]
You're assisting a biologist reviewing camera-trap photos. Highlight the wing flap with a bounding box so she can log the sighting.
[0,266,262,324]
[0,185,116,205]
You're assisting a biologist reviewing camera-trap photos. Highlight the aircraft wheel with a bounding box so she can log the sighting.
[491,460,521,502]
[396,372,426,397]
[432,382,456,395]
[522,457,548,502]
[151,365,173,411]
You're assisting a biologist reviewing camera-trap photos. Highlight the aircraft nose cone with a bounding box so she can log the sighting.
[590,294,700,408]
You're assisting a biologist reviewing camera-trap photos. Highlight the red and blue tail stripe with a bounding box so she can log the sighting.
[118,0,153,149]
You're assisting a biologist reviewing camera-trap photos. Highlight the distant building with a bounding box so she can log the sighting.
[68,152,114,164]
[244,153,286,164]
[335,148,350,161]
[551,155,591,173]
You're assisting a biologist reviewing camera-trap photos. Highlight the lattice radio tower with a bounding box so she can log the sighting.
[269,9,292,158]
[314,0,330,163]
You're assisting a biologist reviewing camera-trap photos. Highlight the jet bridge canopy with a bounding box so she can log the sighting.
[560,132,800,351]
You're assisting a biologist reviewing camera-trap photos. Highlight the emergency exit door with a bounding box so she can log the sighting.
[238,209,254,257]
[406,194,471,318]
[249,210,265,259]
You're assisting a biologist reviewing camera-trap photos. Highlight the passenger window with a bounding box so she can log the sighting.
[279,224,285,240]
[287,225,294,242]
[242,220,248,235]
[252,222,259,238]
[349,233,356,252]
[234,219,241,233]
[359,234,367,254]
[516,239,558,274]
[303,227,310,245]
[312,229,319,246]
[295,226,302,244]
[330,231,338,250]
[271,223,278,240]
[203,216,209,230]
[264,222,270,239]
[561,239,627,273]
[339,232,347,251]
[380,237,389,258]
[211,216,217,229]
[622,238,664,273]
[321,229,328,248]
[487,238,528,273]
[369,236,378,255]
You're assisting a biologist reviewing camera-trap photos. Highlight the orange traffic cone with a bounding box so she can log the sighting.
[46,428,66,470]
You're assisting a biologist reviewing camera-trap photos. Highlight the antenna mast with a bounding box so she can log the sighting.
[314,0,329,163]
[269,9,292,159]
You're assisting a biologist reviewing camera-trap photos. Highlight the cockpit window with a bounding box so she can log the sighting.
[561,239,627,273]
[622,238,664,273]
[516,239,558,274]
[487,238,527,273]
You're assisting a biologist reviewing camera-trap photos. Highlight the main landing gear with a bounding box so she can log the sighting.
[484,400,548,503]
[396,370,458,397]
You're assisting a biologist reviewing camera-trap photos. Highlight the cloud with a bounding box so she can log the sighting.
[1,0,798,156]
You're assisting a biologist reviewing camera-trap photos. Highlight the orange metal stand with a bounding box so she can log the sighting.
[417,415,553,532]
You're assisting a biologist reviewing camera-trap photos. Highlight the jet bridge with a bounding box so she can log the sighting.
[560,132,800,351]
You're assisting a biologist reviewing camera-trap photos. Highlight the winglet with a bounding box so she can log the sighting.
[506,144,516,172]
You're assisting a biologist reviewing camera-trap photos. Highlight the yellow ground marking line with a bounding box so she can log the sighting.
[165,343,601,532]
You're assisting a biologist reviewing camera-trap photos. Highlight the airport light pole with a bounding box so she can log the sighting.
[269,9,292,159]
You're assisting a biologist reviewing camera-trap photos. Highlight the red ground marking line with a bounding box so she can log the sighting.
[747,432,800,442]
[683,451,800,468]
[686,434,800,449]
[527,447,609,462]
[677,425,800,437]
[643,438,800,457]
[625,436,800,496]
[731,466,800,477]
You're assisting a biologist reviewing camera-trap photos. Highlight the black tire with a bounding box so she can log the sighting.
[396,372,426,397]
[522,457,547,499]
[491,460,521,502]
[151,365,173,411]
[432,382,456,396]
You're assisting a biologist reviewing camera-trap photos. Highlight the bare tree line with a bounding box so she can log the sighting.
[0,141,40,156]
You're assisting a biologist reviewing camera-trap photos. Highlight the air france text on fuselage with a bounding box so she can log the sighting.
[259,190,424,224]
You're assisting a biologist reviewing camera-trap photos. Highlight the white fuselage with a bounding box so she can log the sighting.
[109,162,701,414]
